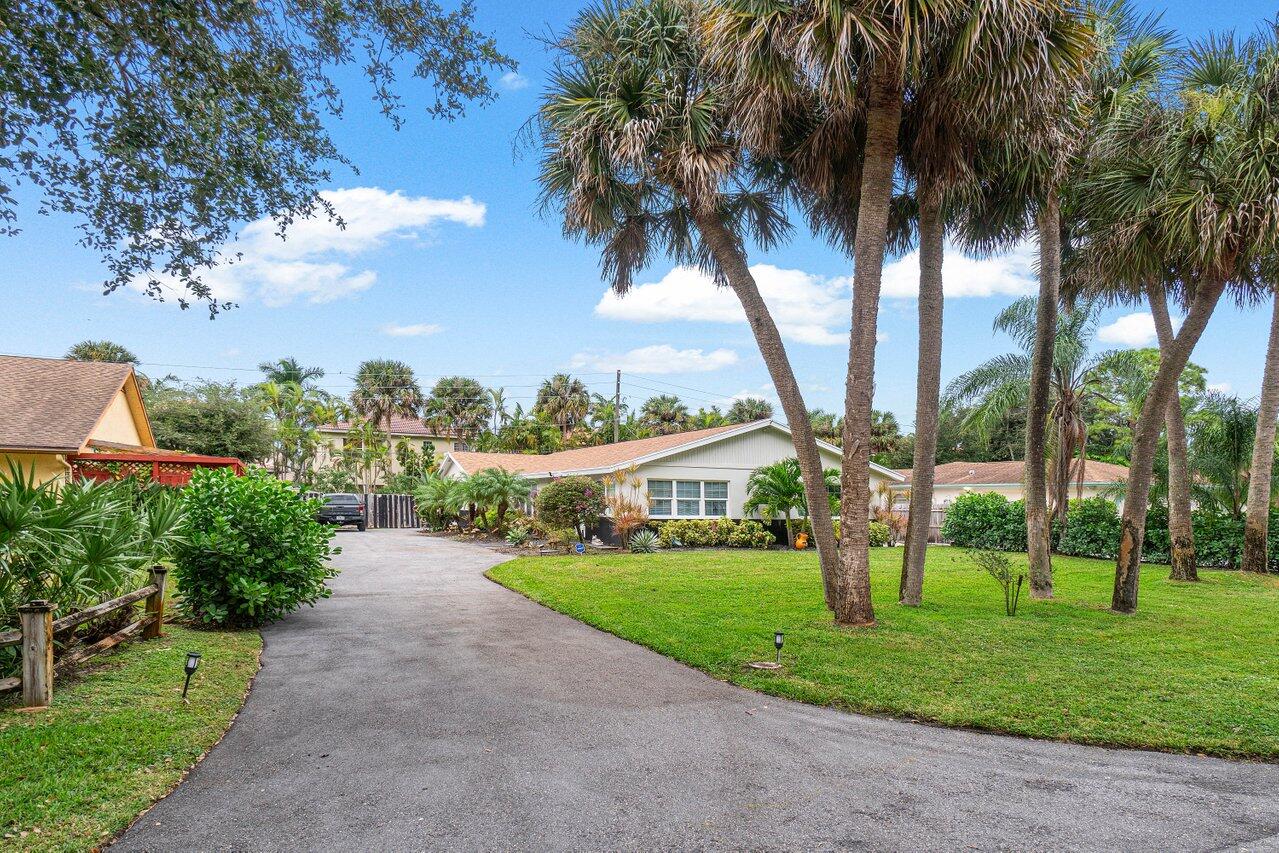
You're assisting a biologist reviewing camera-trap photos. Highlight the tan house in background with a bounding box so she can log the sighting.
[890,459,1129,508]
[315,415,464,488]
[0,355,156,484]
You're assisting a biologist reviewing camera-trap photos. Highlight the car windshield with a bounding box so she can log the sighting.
[324,494,361,506]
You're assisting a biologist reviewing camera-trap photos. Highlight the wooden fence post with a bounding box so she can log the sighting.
[18,600,54,708]
[144,566,167,640]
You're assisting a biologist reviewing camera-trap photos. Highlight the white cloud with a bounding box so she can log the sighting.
[881,241,1039,299]
[1096,311,1182,348]
[500,71,530,91]
[382,323,443,337]
[135,187,485,306]
[569,344,739,374]
[1208,381,1232,394]
[596,264,852,346]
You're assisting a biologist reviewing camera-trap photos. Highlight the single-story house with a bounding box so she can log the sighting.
[316,415,465,488]
[0,354,242,485]
[439,419,904,522]
[889,459,1129,508]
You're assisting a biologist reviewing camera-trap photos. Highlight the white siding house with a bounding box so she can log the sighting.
[438,420,903,520]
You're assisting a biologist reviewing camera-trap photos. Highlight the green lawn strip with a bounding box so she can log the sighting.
[0,625,262,852]
[488,549,1279,759]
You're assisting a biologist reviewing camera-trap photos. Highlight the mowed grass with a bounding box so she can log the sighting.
[0,625,261,852]
[489,548,1279,759]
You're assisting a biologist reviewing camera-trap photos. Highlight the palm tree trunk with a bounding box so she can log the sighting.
[1243,294,1279,572]
[785,514,794,549]
[1025,194,1060,599]
[1148,283,1196,581]
[900,195,943,607]
[1114,277,1227,612]
[695,211,841,609]
[837,57,902,627]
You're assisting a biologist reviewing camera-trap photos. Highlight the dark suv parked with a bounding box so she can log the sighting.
[316,493,366,531]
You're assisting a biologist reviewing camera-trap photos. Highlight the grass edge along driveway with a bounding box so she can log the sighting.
[489,548,1279,760]
[0,625,262,853]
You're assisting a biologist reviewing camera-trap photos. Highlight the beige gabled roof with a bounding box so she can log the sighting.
[443,420,906,481]
[894,459,1129,487]
[0,355,152,452]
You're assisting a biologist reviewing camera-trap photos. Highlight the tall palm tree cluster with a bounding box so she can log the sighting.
[534,0,1279,622]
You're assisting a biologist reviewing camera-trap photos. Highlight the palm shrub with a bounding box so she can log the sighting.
[174,468,337,627]
[467,468,533,532]
[0,465,186,675]
[413,475,465,531]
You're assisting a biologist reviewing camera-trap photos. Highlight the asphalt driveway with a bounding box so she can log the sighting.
[116,528,1279,851]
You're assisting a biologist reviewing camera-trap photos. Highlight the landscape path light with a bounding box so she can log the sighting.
[181,651,202,701]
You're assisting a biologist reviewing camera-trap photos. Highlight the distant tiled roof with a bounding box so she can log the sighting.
[0,355,136,452]
[894,459,1129,486]
[320,415,451,438]
[447,422,753,476]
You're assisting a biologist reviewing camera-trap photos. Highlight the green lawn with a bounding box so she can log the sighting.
[489,548,1279,759]
[0,625,261,852]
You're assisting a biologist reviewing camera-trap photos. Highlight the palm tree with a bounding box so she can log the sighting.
[488,387,509,434]
[423,376,493,440]
[468,468,533,531]
[65,339,138,363]
[1070,31,1278,611]
[1148,287,1198,580]
[350,359,423,444]
[744,459,808,549]
[536,0,844,608]
[1244,296,1279,571]
[258,357,324,388]
[639,395,689,435]
[689,407,727,430]
[946,297,1117,532]
[726,397,773,424]
[1189,394,1260,525]
[809,410,841,445]
[535,374,590,439]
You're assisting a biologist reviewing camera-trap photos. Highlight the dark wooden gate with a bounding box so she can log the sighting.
[363,493,418,529]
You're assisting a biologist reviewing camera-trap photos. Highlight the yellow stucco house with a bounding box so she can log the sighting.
[0,355,157,483]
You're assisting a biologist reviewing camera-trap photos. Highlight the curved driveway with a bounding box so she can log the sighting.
[117,529,1279,851]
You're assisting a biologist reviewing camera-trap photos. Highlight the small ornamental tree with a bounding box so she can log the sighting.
[175,468,338,627]
[535,476,606,543]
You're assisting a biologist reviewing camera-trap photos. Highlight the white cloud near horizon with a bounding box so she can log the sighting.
[881,241,1039,299]
[134,187,485,307]
[1208,381,1232,394]
[569,344,739,374]
[382,322,444,337]
[1097,311,1182,348]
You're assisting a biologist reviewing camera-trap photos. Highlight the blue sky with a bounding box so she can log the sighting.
[1,0,1273,427]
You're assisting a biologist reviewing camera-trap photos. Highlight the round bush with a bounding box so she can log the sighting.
[535,476,606,541]
[174,468,339,627]
[1056,497,1122,559]
[942,492,1027,550]
[868,521,892,547]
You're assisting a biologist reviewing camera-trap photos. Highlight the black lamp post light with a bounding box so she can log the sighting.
[181,651,202,700]
[748,631,785,671]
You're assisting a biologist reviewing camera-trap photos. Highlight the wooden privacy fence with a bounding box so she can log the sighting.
[365,493,418,529]
[0,567,167,708]
[892,506,951,543]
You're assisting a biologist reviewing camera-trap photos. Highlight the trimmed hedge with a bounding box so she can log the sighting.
[943,489,1279,570]
[656,519,775,549]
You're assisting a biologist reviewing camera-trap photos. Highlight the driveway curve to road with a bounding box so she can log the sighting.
[117,529,1279,851]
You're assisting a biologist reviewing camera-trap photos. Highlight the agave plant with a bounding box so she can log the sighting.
[628,529,660,554]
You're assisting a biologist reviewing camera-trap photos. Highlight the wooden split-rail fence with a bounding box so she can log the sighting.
[0,567,168,708]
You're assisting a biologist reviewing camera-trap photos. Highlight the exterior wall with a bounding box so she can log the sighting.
[313,430,463,486]
[621,430,890,520]
[90,390,145,446]
[1,452,69,485]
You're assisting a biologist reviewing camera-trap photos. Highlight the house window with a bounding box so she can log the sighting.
[649,479,729,518]
[704,481,728,517]
[649,479,673,516]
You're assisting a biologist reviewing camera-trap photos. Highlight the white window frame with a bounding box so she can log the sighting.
[648,478,730,519]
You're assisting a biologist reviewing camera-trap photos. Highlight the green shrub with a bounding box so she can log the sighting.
[868,521,892,547]
[1056,497,1122,559]
[535,476,606,542]
[505,526,529,546]
[174,468,338,627]
[628,529,660,553]
[942,492,1027,550]
[656,519,774,549]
